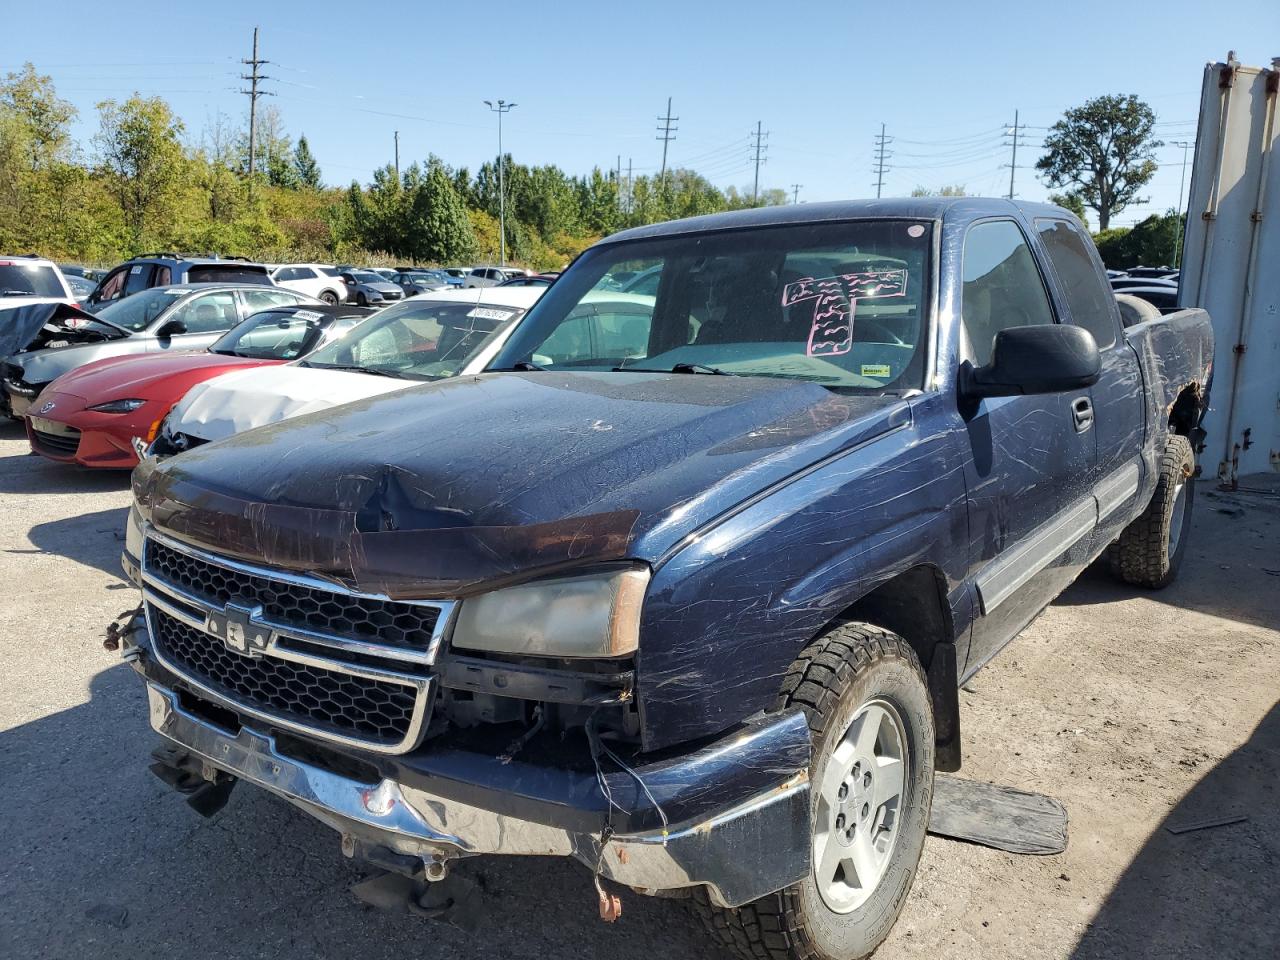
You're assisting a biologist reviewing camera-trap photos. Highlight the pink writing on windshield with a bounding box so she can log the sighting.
[782,268,908,357]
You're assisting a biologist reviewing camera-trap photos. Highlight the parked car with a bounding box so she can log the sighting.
[1119,284,1181,314]
[498,272,558,287]
[390,270,451,297]
[26,302,372,468]
[371,267,398,281]
[340,269,405,307]
[1110,276,1178,292]
[3,284,316,417]
[63,274,98,300]
[462,266,508,287]
[0,254,75,311]
[150,285,544,454]
[269,264,349,304]
[85,254,274,310]
[121,199,1213,960]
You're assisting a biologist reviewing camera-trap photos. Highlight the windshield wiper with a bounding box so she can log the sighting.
[490,359,545,371]
[0,290,36,297]
[613,362,736,376]
[299,362,412,379]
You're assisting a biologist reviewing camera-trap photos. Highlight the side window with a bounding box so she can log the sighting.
[169,292,239,334]
[536,315,593,364]
[124,264,153,296]
[153,265,171,286]
[296,267,317,280]
[1034,218,1118,349]
[94,268,128,302]
[961,220,1056,366]
[244,289,301,313]
[274,267,297,282]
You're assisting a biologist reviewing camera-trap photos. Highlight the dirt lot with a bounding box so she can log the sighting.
[1,420,1277,960]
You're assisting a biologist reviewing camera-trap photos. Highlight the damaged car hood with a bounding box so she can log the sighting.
[168,364,419,442]
[0,301,115,360]
[137,372,910,597]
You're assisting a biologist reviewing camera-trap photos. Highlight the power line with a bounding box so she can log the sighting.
[790,183,803,204]
[239,26,273,185]
[1003,109,1033,199]
[750,121,769,204]
[656,97,678,195]
[873,123,893,199]
[1170,140,1194,268]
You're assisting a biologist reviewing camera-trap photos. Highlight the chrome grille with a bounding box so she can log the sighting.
[140,531,454,754]
[147,538,439,652]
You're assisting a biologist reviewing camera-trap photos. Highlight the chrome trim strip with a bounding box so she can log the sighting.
[975,498,1097,615]
[1096,460,1142,521]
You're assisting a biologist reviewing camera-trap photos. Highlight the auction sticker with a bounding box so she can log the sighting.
[467,307,514,321]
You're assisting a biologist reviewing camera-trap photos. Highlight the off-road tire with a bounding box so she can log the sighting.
[1110,435,1195,589]
[320,290,338,305]
[692,623,934,960]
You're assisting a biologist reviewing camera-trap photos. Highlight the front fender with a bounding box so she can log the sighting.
[635,397,971,751]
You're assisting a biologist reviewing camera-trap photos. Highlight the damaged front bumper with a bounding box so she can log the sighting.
[138,675,811,908]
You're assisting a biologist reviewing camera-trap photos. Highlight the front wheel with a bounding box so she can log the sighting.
[356,292,368,307]
[1110,435,1195,589]
[694,623,935,960]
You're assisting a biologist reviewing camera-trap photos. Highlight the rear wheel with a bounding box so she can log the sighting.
[1110,435,1195,589]
[320,290,338,305]
[693,623,934,960]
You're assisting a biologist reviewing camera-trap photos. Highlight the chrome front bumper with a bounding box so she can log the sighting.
[146,683,810,907]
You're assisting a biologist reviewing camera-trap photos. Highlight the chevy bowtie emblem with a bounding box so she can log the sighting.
[205,602,272,657]
[37,400,56,414]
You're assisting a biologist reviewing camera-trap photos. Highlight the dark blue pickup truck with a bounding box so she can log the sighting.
[122,199,1213,960]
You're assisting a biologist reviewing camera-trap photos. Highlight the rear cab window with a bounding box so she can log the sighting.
[1034,218,1119,349]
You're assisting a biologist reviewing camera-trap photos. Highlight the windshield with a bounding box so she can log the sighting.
[0,262,65,298]
[493,219,933,392]
[94,286,185,331]
[211,308,331,360]
[300,299,523,380]
[352,271,384,284]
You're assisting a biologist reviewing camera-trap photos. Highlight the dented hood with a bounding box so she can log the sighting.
[0,301,110,359]
[168,363,418,442]
[136,372,909,597]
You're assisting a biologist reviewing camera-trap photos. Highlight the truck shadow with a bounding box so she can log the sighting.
[0,665,710,960]
[20,506,131,582]
[1070,700,1280,959]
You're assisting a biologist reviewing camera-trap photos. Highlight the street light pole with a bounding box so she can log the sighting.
[1171,140,1193,269]
[484,99,517,266]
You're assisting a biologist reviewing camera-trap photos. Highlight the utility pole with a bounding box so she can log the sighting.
[1004,109,1029,200]
[1171,140,1194,268]
[483,99,517,266]
[750,121,769,205]
[872,123,893,198]
[626,157,633,214]
[616,153,623,212]
[656,97,678,197]
[239,26,272,188]
[790,183,803,204]
[394,130,400,183]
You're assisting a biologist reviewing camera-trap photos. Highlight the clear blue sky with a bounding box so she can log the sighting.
[4,0,1277,227]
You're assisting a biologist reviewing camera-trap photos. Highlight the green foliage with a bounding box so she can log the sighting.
[1048,192,1089,228]
[293,135,321,189]
[1036,94,1161,231]
[3,68,787,270]
[1093,210,1184,270]
[910,184,966,197]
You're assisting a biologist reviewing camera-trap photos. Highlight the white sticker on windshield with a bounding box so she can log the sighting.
[467,307,513,321]
[782,268,908,358]
[290,310,325,322]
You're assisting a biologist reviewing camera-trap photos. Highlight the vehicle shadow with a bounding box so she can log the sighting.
[0,665,710,960]
[22,506,130,581]
[1070,700,1280,959]
[0,447,134,496]
[1055,480,1280,632]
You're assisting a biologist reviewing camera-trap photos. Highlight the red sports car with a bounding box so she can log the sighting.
[26,302,371,468]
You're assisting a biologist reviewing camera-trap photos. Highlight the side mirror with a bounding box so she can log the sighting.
[156,318,188,338]
[962,324,1099,399]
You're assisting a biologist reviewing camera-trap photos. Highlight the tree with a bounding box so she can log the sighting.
[1036,94,1161,231]
[293,134,321,188]
[1049,191,1089,228]
[0,63,75,170]
[94,95,187,245]
[406,159,476,263]
[1093,209,1184,269]
[910,184,966,197]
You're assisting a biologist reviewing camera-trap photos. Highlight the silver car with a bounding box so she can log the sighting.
[3,283,319,417]
[339,270,405,307]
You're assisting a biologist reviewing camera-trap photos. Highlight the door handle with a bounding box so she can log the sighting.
[1071,396,1094,433]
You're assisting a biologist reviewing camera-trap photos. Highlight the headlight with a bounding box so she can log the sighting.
[88,398,145,413]
[451,567,649,658]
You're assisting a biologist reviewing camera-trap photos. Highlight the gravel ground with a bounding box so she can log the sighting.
[1,420,1277,960]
